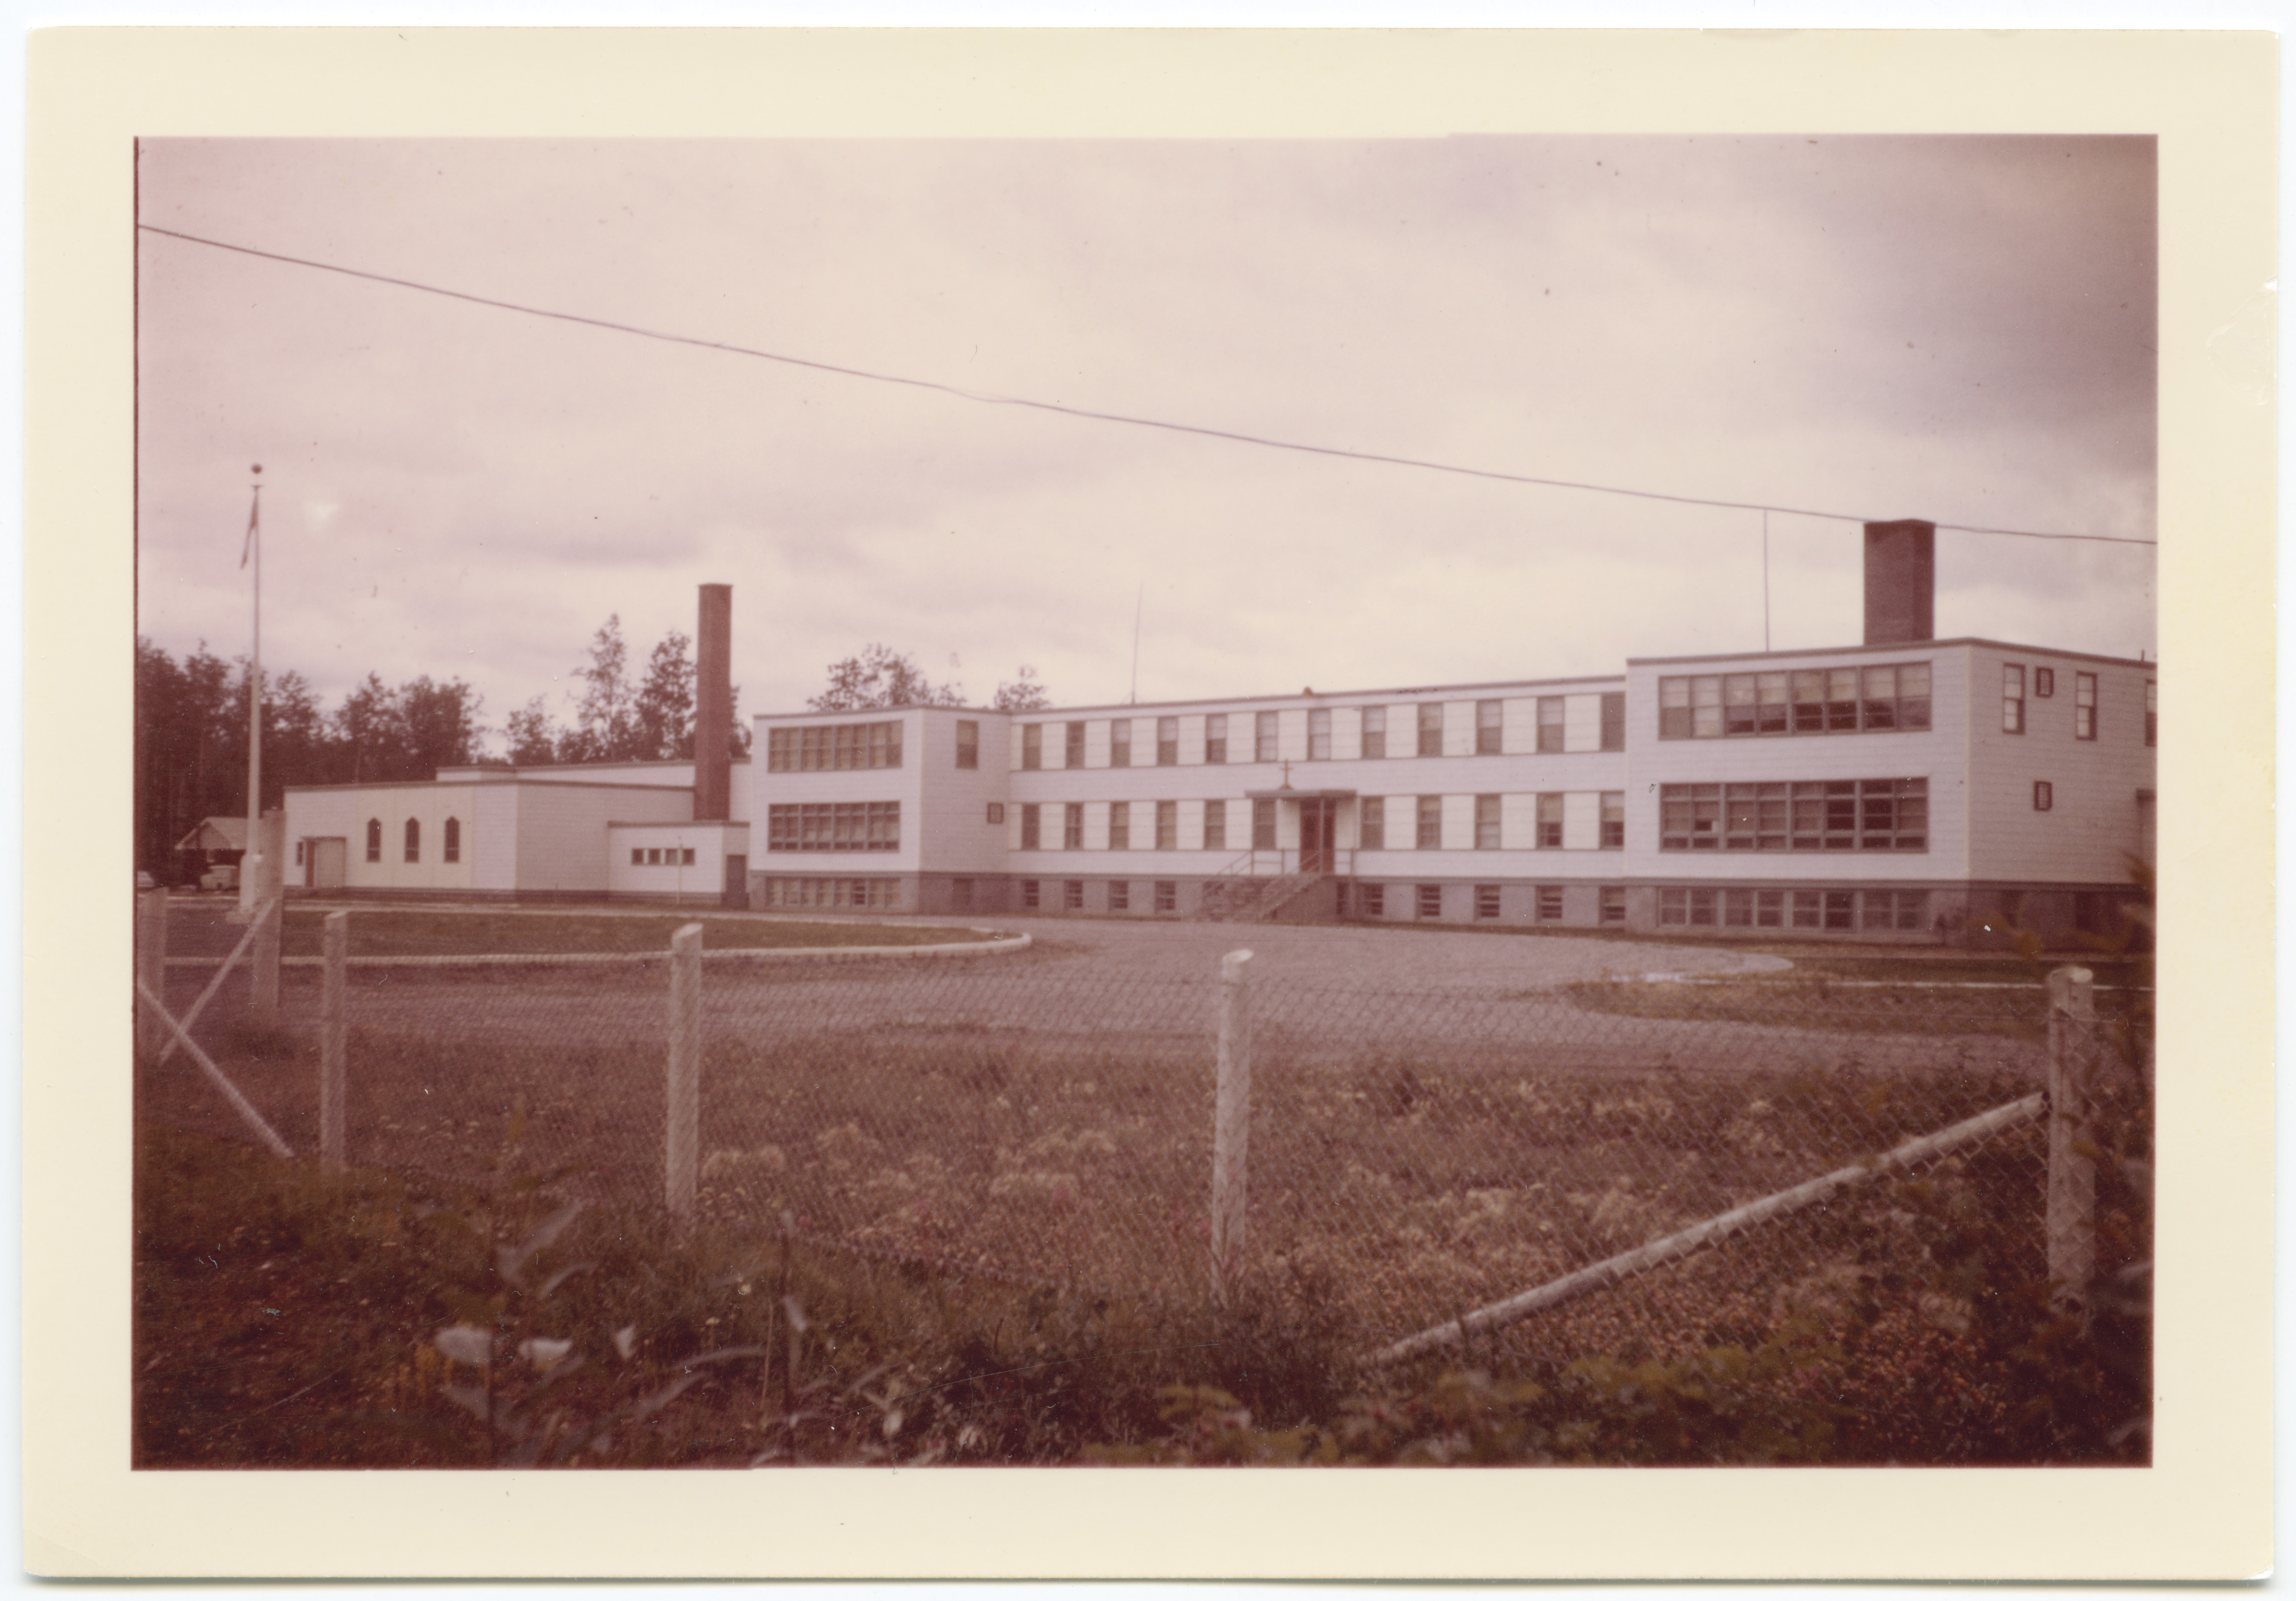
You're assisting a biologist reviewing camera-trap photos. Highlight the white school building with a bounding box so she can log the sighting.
[283,525,2157,944]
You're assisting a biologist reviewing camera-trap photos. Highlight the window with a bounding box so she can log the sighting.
[1476,884,1502,920]
[2003,665,2026,734]
[2033,780,2053,812]
[1600,791,1625,849]
[1154,880,1177,913]
[1536,885,1564,923]
[1537,793,1563,849]
[2075,672,2097,740]
[1864,889,1929,932]
[682,848,696,867]
[444,816,461,863]
[2146,680,2157,747]
[1359,796,1384,852]
[1020,803,1041,850]
[295,840,305,867]
[631,848,644,866]
[365,819,380,862]
[1203,799,1227,852]
[1157,717,1178,766]
[1064,803,1085,850]
[1417,703,1443,757]
[1109,720,1132,767]
[2035,667,2055,698]
[404,818,420,863]
[1416,796,1442,850]
[767,721,903,772]
[1658,888,1721,928]
[767,802,902,853]
[1476,700,1502,755]
[1475,794,1501,849]
[1361,883,1385,918]
[1252,798,1278,850]
[646,849,661,866]
[1255,711,1279,763]
[1066,722,1086,768]
[1309,707,1331,760]
[952,878,973,911]
[1063,879,1085,911]
[762,878,899,910]
[1109,881,1130,911]
[1601,692,1626,751]
[1205,713,1228,765]
[1022,725,1043,770]
[1599,886,1626,925]
[1416,883,1443,919]
[1659,779,1925,852]
[1155,800,1177,850]
[956,720,979,769]
[1660,665,1929,739]
[1537,697,1565,753]
[987,802,1004,826]
[1022,879,1041,909]
[1108,801,1130,850]
[1361,706,1386,760]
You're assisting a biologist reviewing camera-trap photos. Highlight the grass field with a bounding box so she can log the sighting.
[142,1000,2053,1349]
[164,905,1007,959]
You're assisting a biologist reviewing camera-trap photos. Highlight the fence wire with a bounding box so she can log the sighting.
[138,901,2147,1359]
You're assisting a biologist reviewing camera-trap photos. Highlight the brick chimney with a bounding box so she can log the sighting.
[694,584,732,822]
[1863,520,1935,645]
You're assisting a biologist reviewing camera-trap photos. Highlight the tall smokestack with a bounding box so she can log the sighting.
[1862,519,1935,646]
[694,583,732,822]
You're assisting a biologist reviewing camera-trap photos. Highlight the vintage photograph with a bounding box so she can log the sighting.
[131,134,2156,1471]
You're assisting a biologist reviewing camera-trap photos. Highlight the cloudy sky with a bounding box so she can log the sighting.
[134,136,2156,744]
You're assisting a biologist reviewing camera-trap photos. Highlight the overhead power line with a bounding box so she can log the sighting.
[138,223,2157,550]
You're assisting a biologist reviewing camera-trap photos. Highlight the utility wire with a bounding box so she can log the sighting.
[139,223,2157,550]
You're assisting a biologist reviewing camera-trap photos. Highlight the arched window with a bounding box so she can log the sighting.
[365,819,382,862]
[444,816,461,864]
[404,817,421,863]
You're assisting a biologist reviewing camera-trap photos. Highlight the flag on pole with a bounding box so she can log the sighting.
[240,489,259,569]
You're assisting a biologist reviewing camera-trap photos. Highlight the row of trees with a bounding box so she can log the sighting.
[136,623,1054,875]
[134,615,737,876]
[135,639,485,875]
[809,644,1051,712]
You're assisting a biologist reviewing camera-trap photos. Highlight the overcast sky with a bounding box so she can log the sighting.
[134,136,2156,744]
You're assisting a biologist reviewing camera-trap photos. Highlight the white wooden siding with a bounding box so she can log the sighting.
[1501,792,1538,850]
[1179,714,1207,766]
[1562,789,1600,849]
[1334,707,1363,762]
[1278,709,1308,763]
[1083,721,1109,769]
[1564,694,1602,753]
[1502,698,1537,755]
[1441,793,1475,850]
[1084,800,1109,850]
[1178,797,1206,850]
[1442,704,1474,758]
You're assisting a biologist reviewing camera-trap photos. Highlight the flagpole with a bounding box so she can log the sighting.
[238,465,264,917]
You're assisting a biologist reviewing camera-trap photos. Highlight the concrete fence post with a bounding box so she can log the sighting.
[2045,964,2097,1311]
[136,887,169,1058]
[666,923,704,1224]
[1211,948,1254,1302]
[320,911,348,1173]
[250,894,282,1019]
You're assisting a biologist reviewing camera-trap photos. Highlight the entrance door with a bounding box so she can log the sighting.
[723,853,749,908]
[1298,800,1332,873]
[309,838,347,889]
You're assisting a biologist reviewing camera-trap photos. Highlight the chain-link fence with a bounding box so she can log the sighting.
[135,895,2148,1361]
